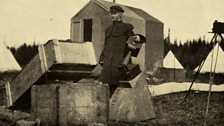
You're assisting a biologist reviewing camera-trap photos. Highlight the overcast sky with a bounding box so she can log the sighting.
[1,0,224,47]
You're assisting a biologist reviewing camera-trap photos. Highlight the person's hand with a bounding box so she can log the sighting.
[99,60,104,66]
[133,35,140,42]
[128,43,137,49]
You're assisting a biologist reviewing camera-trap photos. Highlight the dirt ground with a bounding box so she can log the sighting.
[152,91,224,125]
[1,74,224,125]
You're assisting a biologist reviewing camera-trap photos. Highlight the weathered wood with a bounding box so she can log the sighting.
[6,54,47,107]
[0,84,6,106]
[46,70,92,81]
[109,72,156,122]
[49,63,96,71]
[0,108,30,123]
[31,84,58,125]
[6,41,57,107]
[31,82,109,126]
[59,42,97,65]
[131,43,145,71]
[6,40,98,106]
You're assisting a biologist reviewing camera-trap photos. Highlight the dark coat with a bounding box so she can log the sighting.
[100,21,134,85]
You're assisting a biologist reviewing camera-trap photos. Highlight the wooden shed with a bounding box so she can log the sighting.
[70,0,164,71]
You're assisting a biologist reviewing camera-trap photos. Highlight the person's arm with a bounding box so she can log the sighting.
[99,40,106,66]
[125,24,135,36]
[99,28,109,66]
[125,24,142,49]
[99,47,105,66]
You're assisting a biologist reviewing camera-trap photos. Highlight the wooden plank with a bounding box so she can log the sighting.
[0,108,30,122]
[49,63,96,71]
[131,42,145,71]
[39,45,48,72]
[46,70,92,81]
[7,42,57,106]
[6,54,44,107]
[5,82,12,106]
[109,72,156,122]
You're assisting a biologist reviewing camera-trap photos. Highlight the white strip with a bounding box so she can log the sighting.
[149,82,224,96]
[5,82,12,106]
[38,46,45,72]
[38,45,48,72]
[53,40,62,63]
[41,45,48,70]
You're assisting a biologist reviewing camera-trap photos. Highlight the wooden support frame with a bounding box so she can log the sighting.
[5,40,97,107]
[109,72,156,122]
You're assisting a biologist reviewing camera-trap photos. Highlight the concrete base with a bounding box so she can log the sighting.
[31,82,109,126]
[109,72,156,122]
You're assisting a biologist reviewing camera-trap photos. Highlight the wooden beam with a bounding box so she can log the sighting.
[46,70,92,82]
[6,41,58,106]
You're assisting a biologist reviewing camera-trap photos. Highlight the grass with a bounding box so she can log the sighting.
[1,73,224,125]
[152,91,224,125]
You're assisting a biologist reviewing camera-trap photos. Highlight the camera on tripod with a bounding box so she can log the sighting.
[212,20,224,34]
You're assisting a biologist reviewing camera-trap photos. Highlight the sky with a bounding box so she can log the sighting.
[0,0,224,47]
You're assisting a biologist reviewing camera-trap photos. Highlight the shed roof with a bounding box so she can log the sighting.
[127,6,162,23]
[73,0,162,23]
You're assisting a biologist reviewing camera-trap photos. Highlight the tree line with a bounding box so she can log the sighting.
[10,43,38,68]
[164,37,224,71]
[10,38,222,70]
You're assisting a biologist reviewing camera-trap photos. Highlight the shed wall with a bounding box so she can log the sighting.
[123,17,146,36]
[146,21,164,71]
[71,2,108,60]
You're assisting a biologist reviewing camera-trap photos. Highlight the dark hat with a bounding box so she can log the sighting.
[110,5,124,13]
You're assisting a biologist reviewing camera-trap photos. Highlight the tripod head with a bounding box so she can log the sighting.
[212,20,224,34]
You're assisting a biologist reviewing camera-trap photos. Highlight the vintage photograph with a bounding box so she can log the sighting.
[0,0,224,125]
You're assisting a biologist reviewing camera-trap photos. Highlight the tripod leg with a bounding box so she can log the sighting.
[183,33,218,102]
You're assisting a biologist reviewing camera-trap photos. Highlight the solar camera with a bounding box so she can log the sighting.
[212,20,224,34]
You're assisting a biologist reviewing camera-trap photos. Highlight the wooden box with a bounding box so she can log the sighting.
[6,40,97,106]
[31,82,109,126]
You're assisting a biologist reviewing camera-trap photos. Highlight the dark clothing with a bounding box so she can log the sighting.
[100,21,134,86]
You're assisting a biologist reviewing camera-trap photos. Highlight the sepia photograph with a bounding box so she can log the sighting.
[0,0,224,125]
